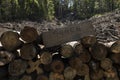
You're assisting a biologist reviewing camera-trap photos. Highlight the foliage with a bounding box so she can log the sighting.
[0,0,120,21]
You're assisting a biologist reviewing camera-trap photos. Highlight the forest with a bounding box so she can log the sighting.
[0,0,120,22]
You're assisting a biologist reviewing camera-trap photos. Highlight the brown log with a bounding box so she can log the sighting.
[60,44,73,58]
[0,50,14,66]
[20,44,37,60]
[0,65,8,79]
[36,75,48,80]
[104,68,119,80]
[74,41,91,63]
[100,58,113,71]
[89,60,100,71]
[49,72,64,80]
[20,26,38,43]
[91,43,107,61]
[73,75,84,80]
[43,64,51,72]
[9,76,20,80]
[20,75,32,80]
[64,66,77,80]
[0,31,21,51]
[40,51,52,65]
[8,59,27,76]
[77,64,89,76]
[81,35,97,48]
[78,50,91,63]
[84,74,90,80]
[74,43,86,55]
[110,40,120,54]
[69,57,87,76]
[110,53,120,65]
[90,69,104,80]
[26,59,43,74]
[51,60,64,73]
[69,57,83,69]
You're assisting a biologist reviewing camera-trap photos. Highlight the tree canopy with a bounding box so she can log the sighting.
[0,0,120,21]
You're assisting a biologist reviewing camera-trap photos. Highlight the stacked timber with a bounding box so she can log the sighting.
[0,26,120,80]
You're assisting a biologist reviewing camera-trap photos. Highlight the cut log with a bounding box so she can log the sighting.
[9,76,20,80]
[78,50,91,63]
[36,75,48,80]
[110,40,120,54]
[20,75,32,80]
[20,26,38,43]
[0,50,14,66]
[100,58,113,71]
[110,53,120,65]
[20,44,37,60]
[69,57,83,69]
[74,43,85,55]
[60,44,73,58]
[74,43,91,63]
[0,31,21,51]
[81,35,97,48]
[89,60,100,71]
[42,21,95,47]
[43,64,51,72]
[91,43,107,61]
[51,60,64,73]
[8,59,27,76]
[77,64,89,76]
[0,65,8,79]
[40,51,52,65]
[26,59,43,74]
[90,69,104,80]
[49,72,64,80]
[104,68,119,80]
[73,75,84,80]
[64,66,76,80]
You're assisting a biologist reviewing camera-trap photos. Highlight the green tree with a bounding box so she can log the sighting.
[0,0,12,21]
[10,0,19,20]
[47,0,55,21]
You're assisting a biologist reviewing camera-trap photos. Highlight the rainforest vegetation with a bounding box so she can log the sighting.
[0,0,120,21]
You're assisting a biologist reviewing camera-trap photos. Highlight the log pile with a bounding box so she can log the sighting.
[0,26,120,80]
